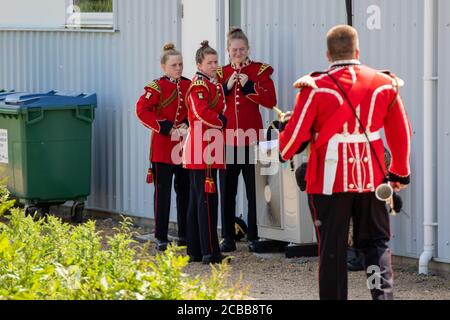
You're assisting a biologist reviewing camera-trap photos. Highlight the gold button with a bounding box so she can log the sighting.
[349,184,355,189]
[236,95,240,98]
[349,158,354,163]
[366,183,372,188]
[363,157,369,163]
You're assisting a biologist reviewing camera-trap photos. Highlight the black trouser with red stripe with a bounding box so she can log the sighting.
[220,145,258,242]
[187,169,220,258]
[308,192,394,300]
[152,162,189,241]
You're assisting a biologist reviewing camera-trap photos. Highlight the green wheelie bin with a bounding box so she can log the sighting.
[0,90,97,222]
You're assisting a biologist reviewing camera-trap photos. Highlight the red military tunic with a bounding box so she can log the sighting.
[279,60,412,195]
[183,72,227,170]
[217,60,277,145]
[136,76,191,165]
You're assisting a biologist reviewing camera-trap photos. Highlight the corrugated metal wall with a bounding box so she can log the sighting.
[0,0,181,219]
[437,0,450,263]
[242,0,347,116]
[353,0,425,258]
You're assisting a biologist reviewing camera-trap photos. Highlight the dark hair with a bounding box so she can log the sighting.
[195,40,217,64]
[160,42,181,64]
[326,25,359,61]
[227,27,249,49]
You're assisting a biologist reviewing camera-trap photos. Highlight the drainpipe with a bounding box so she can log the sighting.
[419,0,438,275]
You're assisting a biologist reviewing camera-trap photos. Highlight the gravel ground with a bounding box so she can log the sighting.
[91,217,450,301]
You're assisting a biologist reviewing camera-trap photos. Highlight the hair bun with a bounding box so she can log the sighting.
[229,26,243,34]
[163,42,176,51]
[200,40,210,48]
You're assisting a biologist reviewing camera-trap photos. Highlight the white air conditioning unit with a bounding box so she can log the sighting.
[255,141,317,246]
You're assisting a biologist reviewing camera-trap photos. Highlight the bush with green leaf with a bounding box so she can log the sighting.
[0,186,248,300]
[74,0,113,12]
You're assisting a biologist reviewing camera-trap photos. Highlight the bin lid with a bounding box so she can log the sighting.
[0,90,17,102]
[0,90,97,111]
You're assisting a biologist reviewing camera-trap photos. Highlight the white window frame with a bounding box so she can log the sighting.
[65,0,117,30]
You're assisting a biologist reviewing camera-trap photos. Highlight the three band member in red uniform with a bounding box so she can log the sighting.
[279,25,412,300]
[183,41,228,264]
[136,43,191,251]
[216,28,277,252]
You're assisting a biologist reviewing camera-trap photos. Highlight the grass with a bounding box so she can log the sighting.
[74,0,113,12]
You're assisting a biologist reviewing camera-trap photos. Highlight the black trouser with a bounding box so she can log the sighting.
[152,162,189,241]
[187,169,220,257]
[220,145,258,242]
[308,192,394,300]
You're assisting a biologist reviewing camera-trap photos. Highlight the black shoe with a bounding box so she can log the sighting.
[177,237,187,246]
[202,254,229,265]
[188,255,202,263]
[220,239,236,252]
[347,257,364,271]
[248,240,259,252]
[155,238,169,251]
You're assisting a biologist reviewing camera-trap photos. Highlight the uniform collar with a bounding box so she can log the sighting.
[231,58,251,70]
[163,75,179,84]
[195,71,218,84]
[196,71,210,81]
[329,59,361,69]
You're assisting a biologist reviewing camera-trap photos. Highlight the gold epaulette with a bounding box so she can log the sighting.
[257,63,271,76]
[293,74,319,89]
[192,80,209,90]
[216,66,224,79]
[145,80,161,93]
[380,70,405,87]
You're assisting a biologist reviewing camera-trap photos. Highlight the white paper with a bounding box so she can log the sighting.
[0,129,8,164]
[259,140,279,153]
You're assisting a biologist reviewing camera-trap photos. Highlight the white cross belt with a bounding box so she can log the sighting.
[318,131,382,195]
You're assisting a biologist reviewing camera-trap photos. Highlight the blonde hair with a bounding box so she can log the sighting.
[326,25,359,61]
[160,42,181,65]
[227,27,249,49]
[195,40,217,64]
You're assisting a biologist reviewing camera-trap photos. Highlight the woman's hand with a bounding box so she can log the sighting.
[227,72,238,90]
[238,73,249,87]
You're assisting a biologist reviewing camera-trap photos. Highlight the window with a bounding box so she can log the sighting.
[229,0,241,28]
[66,0,115,30]
[0,0,116,31]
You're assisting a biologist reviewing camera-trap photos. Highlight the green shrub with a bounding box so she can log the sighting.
[74,0,113,12]
[0,180,15,217]
[0,188,248,300]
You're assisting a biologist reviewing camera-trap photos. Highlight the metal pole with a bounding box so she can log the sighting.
[346,0,353,26]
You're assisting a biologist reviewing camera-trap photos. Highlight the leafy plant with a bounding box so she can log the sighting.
[0,179,15,217]
[74,0,113,12]
[0,186,248,300]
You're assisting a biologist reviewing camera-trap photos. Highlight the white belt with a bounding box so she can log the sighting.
[320,131,382,195]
